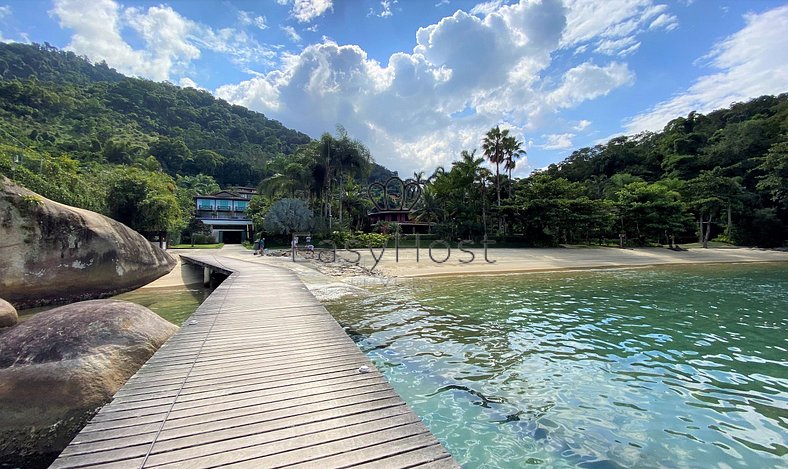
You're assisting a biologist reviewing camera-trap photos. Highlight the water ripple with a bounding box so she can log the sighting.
[327,262,788,468]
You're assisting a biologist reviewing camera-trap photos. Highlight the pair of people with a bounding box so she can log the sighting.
[253,237,265,255]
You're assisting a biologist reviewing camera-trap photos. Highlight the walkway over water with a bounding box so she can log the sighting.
[53,254,456,468]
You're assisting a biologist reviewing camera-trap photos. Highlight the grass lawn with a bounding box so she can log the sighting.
[168,243,225,249]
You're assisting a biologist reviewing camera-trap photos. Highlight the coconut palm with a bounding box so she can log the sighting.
[428,166,446,184]
[411,170,427,187]
[503,135,526,199]
[482,126,509,206]
[413,186,445,229]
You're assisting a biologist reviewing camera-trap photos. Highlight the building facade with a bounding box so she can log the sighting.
[194,187,256,244]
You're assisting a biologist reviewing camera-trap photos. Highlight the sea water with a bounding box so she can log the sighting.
[326,263,788,468]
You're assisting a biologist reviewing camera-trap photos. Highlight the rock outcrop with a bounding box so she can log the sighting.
[0,177,176,309]
[0,298,17,328]
[0,299,178,466]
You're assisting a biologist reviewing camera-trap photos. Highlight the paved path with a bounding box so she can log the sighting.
[52,254,456,468]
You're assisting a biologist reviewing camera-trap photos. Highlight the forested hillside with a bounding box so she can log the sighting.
[420,94,787,248]
[536,95,788,246]
[0,42,312,187]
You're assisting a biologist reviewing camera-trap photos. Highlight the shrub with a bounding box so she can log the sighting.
[192,233,217,244]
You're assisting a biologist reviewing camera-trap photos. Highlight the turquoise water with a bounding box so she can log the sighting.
[326,263,788,468]
[112,284,211,326]
[17,285,209,326]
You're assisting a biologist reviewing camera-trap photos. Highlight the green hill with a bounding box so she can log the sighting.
[0,42,312,187]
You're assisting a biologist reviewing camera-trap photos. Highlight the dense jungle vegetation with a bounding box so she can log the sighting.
[0,43,785,247]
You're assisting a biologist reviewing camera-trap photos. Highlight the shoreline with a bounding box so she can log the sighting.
[359,246,788,279]
[151,246,788,301]
[394,259,788,279]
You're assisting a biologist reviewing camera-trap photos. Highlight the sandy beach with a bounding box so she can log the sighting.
[356,246,788,277]
[150,245,788,297]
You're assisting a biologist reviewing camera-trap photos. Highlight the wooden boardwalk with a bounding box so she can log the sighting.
[53,254,456,468]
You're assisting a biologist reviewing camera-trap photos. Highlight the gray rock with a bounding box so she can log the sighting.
[0,299,178,466]
[0,298,16,328]
[0,177,176,309]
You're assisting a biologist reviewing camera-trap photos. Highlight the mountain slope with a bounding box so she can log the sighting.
[0,42,311,186]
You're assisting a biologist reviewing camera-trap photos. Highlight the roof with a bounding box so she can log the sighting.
[198,219,253,226]
[194,191,250,201]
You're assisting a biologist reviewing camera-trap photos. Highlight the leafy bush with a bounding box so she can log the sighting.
[332,231,389,248]
[192,233,217,244]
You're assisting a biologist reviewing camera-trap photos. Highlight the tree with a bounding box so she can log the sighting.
[513,173,611,245]
[186,149,225,176]
[756,141,788,211]
[148,137,191,175]
[615,181,689,245]
[105,167,184,243]
[503,135,526,199]
[482,126,509,207]
[684,169,743,247]
[176,173,220,196]
[263,198,314,235]
[320,126,372,228]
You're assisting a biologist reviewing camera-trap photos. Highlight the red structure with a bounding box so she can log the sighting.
[367,177,432,234]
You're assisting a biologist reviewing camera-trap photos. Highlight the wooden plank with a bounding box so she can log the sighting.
[150,419,429,468]
[142,401,414,467]
[53,254,455,468]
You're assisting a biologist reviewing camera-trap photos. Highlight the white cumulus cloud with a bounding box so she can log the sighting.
[548,62,635,108]
[574,119,592,131]
[626,5,788,133]
[215,0,661,174]
[217,0,588,173]
[179,77,204,90]
[541,133,575,150]
[50,0,274,81]
[291,0,333,23]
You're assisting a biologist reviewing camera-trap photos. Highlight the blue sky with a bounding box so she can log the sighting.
[1,0,786,176]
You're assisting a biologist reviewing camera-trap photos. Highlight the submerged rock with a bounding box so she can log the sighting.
[0,177,176,309]
[0,298,17,328]
[0,299,177,466]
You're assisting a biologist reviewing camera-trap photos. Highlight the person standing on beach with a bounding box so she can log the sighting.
[260,237,266,255]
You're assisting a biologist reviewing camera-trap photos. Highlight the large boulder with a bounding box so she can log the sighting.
[0,299,178,466]
[0,178,176,309]
[0,298,17,328]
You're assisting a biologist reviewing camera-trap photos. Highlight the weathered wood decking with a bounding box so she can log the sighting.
[53,254,456,468]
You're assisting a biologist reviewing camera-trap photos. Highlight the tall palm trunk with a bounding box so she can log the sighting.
[507,167,512,199]
[495,162,501,207]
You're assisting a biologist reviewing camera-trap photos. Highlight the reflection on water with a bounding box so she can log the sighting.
[17,264,211,326]
[326,262,788,468]
[113,284,211,325]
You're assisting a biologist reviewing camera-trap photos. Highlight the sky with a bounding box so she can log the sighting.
[1,0,787,176]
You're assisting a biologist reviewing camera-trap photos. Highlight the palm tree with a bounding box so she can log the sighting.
[428,166,446,184]
[319,128,372,229]
[482,126,509,206]
[413,187,445,230]
[411,170,427,187]
[503,135,526,199]
[452,149,485,187]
